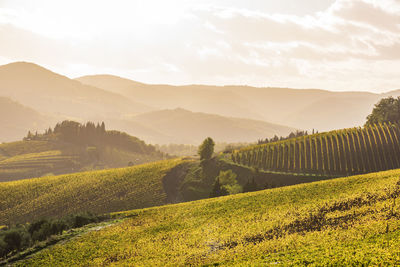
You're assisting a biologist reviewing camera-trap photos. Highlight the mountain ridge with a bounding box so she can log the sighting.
[76,73,387,131]
[0,62,153,119]
[108,107,297,144]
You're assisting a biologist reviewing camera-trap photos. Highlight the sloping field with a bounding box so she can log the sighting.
[0,141,59,157]
[233,123,400,176]
[0,138,166,182]
[18,168,400,266]
[0,150,80,182]
[0,158,188,225]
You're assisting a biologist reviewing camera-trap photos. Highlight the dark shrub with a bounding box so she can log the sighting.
[72,213,97,228]
[0,239,8,258]
[3,230,23,251]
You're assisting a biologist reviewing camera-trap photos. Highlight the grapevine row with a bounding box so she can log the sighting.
[231,123,400,176]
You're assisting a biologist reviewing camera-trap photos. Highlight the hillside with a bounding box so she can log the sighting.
[232,122,400,177]
[0,158,189,225]
[0,97,57,143]
[16,168,400,266]
[0,153,329,224]
[111,108,296,144]
[77,74,384,131]
[0,121,166,182]
[0,62,152,121]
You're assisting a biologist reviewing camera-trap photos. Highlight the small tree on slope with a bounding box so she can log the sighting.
[198,137,215,161]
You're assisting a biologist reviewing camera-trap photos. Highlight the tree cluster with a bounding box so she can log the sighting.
[24,120,157,154]
[257,130,317,145]
[366,96,400,126]
[210,170,242,197]
[0,213,108,259]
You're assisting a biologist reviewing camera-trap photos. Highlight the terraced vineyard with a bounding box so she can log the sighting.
[232,123,400,176]
[0,138,166,181]
[0,158,188,225]
[0,150,80,181]
[0,141,59,156]
[16,169,400,266]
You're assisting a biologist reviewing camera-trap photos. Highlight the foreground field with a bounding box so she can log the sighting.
[0,158,187,225]
[18,168,400,266]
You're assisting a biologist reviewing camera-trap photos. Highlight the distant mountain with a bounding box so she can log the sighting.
[107,108,296,144]
[382,89,400,97]
[77,74,385,131]
[0,62,152,120]
[0,97,56,142]
[1,62,394,144]
[76,75,264,121]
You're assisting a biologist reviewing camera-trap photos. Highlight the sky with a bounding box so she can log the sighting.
[0,0,399,92]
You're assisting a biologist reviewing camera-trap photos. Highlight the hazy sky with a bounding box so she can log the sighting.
[0,0,399,92]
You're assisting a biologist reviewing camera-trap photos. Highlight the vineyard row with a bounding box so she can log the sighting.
[231,123,400,175]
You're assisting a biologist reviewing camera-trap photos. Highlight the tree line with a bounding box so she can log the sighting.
[24,120,157,155]
[257,130,317,145]
[0,213,108,260]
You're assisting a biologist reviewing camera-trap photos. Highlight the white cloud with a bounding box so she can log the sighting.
[0,0,399,92]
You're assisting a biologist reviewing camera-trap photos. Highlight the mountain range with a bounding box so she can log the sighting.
[1,61,398,144]
[77,74,400,131]
[109,108,296,144]
[0,96,55,142]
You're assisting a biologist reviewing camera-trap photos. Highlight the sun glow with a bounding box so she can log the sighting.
[1,0,188,40]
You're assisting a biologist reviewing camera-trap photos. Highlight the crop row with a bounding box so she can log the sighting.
[232,123,400,175]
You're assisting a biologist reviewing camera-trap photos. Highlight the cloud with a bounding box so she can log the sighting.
[0,0,400,91]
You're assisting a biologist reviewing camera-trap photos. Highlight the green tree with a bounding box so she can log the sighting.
[209,177,228,197]
[366,97,400,126]
[217,170,242,194]
[198,137,215,160]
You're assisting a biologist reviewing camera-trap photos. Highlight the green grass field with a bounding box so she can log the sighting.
[0,158,188,225]
[16,168,400,266]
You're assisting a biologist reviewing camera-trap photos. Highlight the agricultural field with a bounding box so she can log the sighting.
[232,123,400,176]
[0,158,189,225]
[0,140,166,182]
[0,121,168,181]
[17,168,400,266]
[0,141,58,156]
[0,141,79,181]
[0,150,80,182]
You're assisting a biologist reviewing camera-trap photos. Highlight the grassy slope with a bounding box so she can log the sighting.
[0,140,165,182]
[19,169,400,266]
[0,158,187,225]
[0,141,59,156]
[0,150,62,163]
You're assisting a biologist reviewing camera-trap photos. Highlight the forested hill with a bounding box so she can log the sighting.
[0,121,166,182]
[28,120,158,155]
